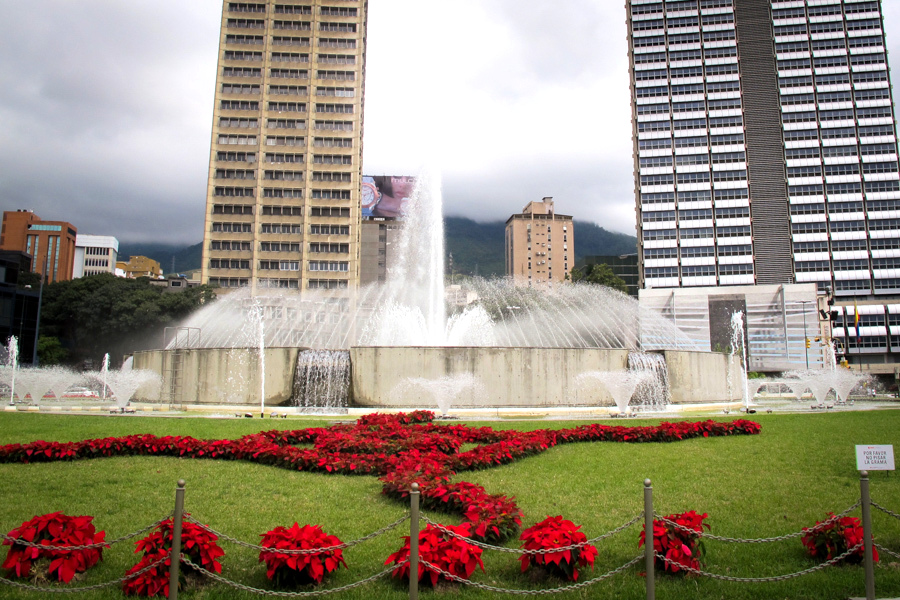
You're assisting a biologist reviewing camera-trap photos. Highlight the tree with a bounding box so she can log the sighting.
[569,264,628,294]
[39,274,217,367]
[37,336,68,366]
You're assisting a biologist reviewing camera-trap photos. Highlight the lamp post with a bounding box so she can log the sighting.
[798,300,813,370]
[31,259,48,367]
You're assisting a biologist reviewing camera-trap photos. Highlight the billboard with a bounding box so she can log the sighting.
[361,175,416,219]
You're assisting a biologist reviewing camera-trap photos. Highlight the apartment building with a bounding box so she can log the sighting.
[505,198,573,286]
[202,0,367,294]
[628,0,900,368]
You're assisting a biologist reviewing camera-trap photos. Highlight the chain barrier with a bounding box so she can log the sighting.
[416,555,643,595]
[0,554,168,594]
[653,501,861,544]
[182,513,409,554]
[179,554,406,597]
[875,543,900,561]
[653,543,863,583]
[0,515,172,552]
[420,512,644,555]
[871,500,900,522]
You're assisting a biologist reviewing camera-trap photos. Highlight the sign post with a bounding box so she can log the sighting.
[856,445,895,472]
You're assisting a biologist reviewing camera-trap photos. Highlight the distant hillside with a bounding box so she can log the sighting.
[117,242,202,275]
[444,217,636,277]
[114,218,636,280]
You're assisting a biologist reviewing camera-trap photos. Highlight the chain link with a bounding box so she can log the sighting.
[0,554,168,593]
[653,543,863,582]
[875,543,900,560]
[416,555,643,595]
[871,500,900,522]
[420,513,644,555]
[653,501,861,544]
[183,513,409,554]
[179,553,404,596]
[1,515,172,552]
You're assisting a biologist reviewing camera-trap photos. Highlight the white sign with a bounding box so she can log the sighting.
[856,445,895,471]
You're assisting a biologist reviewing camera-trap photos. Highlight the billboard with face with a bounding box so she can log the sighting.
[361,175,416,219]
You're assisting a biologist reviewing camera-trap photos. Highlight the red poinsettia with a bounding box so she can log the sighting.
[801,513,879,564]
[639,510,708,574]
[518,516,598,581]
[385,523,484,586]
[2,512,106,583]
[259,523,347,586]
[123,516,224,597]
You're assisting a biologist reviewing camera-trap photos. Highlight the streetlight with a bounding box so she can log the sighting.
[798,300,814,370]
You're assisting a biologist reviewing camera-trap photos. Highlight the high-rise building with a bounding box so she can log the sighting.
[629,0,898,293]
[505,198,573,286]
[627,0,900,368]
[0,210,77,283]
[202,0,368,294]
[73,235,119,278]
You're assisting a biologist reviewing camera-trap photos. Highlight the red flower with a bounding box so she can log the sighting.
[519,516,598,581]
[801,513,878,564]
[123,516,224,597]
[639,511,708,574]
[259,523,347,586]
[385,523,484,586]
[2,512,106,583]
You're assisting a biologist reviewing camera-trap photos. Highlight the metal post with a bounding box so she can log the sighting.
[169,479,186,600]
[644,479,655,600]
[860,471,875,600]
[801,301,810,370]
[409,482,420,600]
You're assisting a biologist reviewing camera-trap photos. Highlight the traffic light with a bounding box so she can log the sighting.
[806,338,811,348]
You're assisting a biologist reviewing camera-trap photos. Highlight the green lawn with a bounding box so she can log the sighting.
[0,411,898,599]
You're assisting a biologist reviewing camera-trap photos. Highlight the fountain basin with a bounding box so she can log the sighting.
[133,346,742,408]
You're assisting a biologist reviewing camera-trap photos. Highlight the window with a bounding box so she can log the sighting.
[827,201,862,213]
[263,188,303,198]
[259,278,300,290]
[310,207,350,217]
[640,155,673,168]
[311,189,351,200]
[308,279,348,290]
[225,34,264,45]
[309,224,349,235]
[314,120,353,131]
[315,103,353,113]
[312,171,351,182]
[223,67,261,77]
[317,54,355,65]
[319,38,356,49]
[264,170,303,180]
[261,223,303,234]
[676,154,709,166]
[219,117,258,128]
[214,186,254,197]
[259,260,300,271]
[273,36,310,46]
[210,240,252,251]
[265,153,303,163]
[261,205,303,215]
[267,118,305,129]
[209,259,250,270]
[715,207,749,219]
[229,3,265,13]
[309,243,350,253]
[270,68,309,79]
[313,154,352,165]
[227,18,265,28]
[274,4,311,14]
[224,51,262,61]
[222,83,260,94]
[271,52,309,63]
[217,151,256,162]
[273,20,311,31]
[215,169,255,179]
[260,242,301,252]
[309,260,349,271]
[212,222,252,233]
[220,100,259,111]
[265,135,304,146]
[319,22,357,33]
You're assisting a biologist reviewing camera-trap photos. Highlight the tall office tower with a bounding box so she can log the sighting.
[628,0,900,298]
[202,0,367,294]
[505,198,573,286]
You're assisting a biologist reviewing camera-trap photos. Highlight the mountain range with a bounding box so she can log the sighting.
[118,218,637,278]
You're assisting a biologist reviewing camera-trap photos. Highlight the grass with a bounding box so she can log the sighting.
[0,411,898,599]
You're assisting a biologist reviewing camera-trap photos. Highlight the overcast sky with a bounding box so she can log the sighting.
[1,2,899,245]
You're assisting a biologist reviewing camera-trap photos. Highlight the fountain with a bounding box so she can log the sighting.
[390,373,485,417]
[292,350,350,412]
[575,371,651,414]
[137,170,744,410]
[730,312,751,411]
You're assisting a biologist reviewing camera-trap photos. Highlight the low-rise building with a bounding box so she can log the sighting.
[0,210,77,283]
[117,256,162,279]
[73,235,119,278]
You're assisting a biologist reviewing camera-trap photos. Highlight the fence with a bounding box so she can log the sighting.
[2,475,898,599]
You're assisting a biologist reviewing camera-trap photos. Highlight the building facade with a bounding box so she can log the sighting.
[628,0,900,368]
[201,0,368,294]
[117,256,163,279]
[505,198,573,286]
[73,235,119,278]
[0,211,77,283]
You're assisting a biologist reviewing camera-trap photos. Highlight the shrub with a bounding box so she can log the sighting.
[801,513,878,564]
[639,510,708,574]
[259,523,347,587]
[123,516,224,597]
[518,516,598,581]
[1,512,106,583]
[385,523,484,586]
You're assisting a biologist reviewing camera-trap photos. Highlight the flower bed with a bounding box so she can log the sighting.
[0,414,760,548]
[260,523,347,587]
[385,523,484,586]
[801,513,878,564]
[519,516,598,581]
[639,510,708,574]
[2,512,106,583]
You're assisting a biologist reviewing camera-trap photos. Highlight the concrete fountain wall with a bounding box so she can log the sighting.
[133,346,743,407]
